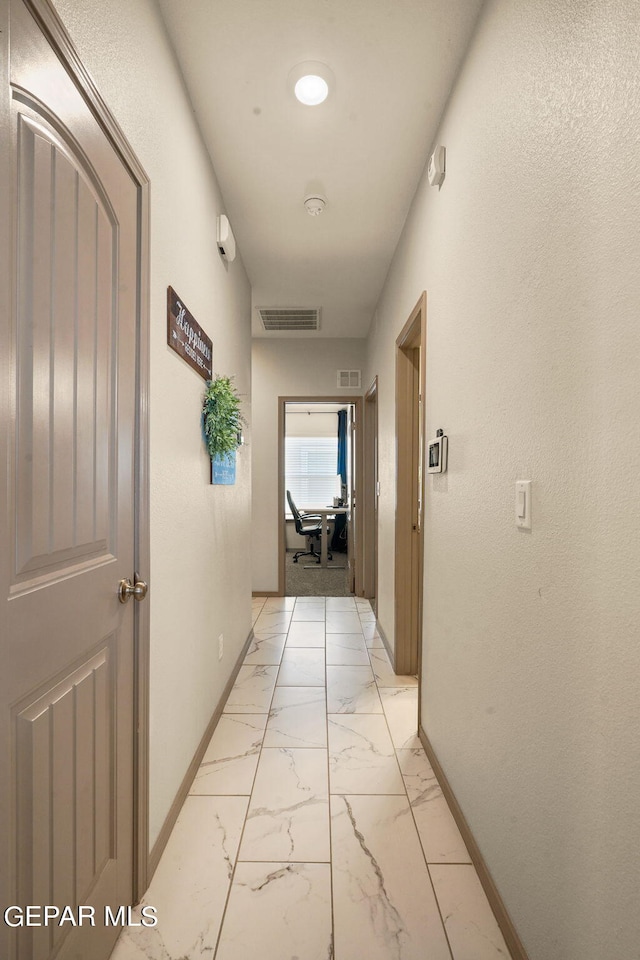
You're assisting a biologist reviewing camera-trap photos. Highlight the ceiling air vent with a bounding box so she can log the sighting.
[337,369,362,388]
[259,307,320,332]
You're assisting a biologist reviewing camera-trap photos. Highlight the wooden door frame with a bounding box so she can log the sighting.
[394,293,426,677]
[26,0,151,899]
[278,396,364,598]
[363,377,379,611]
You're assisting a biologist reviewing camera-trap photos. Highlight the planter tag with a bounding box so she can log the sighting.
[211,451,236,485]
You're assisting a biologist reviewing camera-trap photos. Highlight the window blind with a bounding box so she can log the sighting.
[285,436,341,514]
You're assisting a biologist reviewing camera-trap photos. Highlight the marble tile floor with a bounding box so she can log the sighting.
[110,595,511,960]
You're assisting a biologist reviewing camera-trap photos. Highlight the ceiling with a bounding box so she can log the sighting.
[158,0,484,339]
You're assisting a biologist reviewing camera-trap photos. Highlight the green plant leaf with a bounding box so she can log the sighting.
[202,374,245,459]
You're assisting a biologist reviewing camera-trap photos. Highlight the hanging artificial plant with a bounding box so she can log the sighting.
[202,375,245,460]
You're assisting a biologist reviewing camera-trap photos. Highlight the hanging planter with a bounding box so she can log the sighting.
[202,375,245,485]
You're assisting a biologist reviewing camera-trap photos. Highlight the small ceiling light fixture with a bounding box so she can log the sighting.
[289,61,334,106]
[304,194,326,216]
[295,75,328,106]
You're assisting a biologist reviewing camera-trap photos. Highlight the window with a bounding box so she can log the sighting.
[285,436,340,514]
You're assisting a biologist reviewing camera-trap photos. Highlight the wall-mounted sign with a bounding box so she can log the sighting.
[167,286,213,381]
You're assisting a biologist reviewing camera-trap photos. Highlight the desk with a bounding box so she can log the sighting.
[301,507,349,568]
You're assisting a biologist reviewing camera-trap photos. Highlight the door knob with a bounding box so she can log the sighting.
[118,575,148,604]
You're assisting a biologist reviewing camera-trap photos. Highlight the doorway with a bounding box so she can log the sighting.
[278,397,363,597]
[394,294,426,677]
[0,4,150,959]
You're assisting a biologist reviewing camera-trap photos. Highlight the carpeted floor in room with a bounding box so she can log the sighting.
[285,549,352,597]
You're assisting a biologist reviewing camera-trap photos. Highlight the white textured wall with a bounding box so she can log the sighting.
[286,412,338,437]
[366,2,640,958]
[252,339,365,592]
[52,0,253,847]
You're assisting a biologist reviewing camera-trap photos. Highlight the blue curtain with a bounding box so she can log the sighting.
[337,409,347,484]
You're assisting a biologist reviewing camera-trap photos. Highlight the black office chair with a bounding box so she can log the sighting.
[286,490,332,564]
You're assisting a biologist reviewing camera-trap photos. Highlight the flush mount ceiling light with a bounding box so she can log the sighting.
[295,75,328,106]
[289,61,334,106]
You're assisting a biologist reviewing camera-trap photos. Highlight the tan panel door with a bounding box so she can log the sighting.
[347,406,357,594]
[364,380,378,611]
[395,294,426,677]
[0,3,141,959]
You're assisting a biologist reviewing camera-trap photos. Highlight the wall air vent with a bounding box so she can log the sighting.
[337,370,362,388]
[259,308,320,332]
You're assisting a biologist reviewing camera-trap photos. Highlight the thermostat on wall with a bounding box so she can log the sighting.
[428,429,448,473]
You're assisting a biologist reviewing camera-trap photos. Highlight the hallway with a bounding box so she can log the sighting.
[1,2,638,958]
[110,596,510,960]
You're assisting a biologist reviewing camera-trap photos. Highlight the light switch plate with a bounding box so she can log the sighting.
[515,480,531,530]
